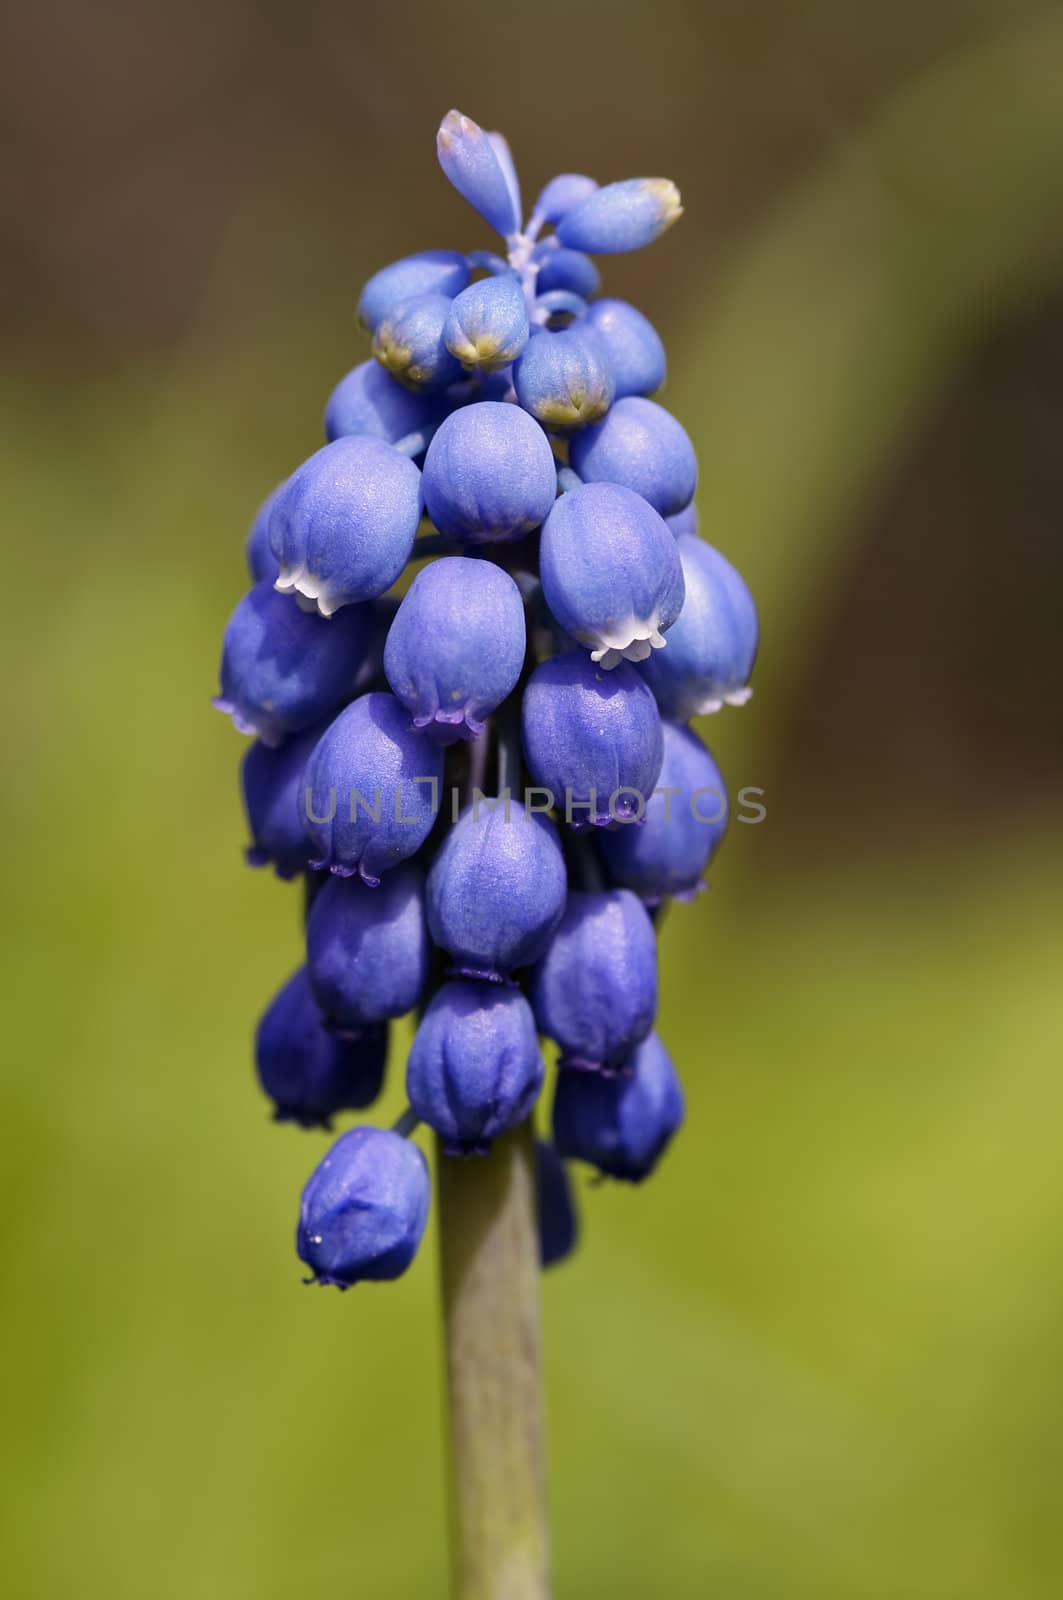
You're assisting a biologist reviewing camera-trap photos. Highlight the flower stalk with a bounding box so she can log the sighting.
[437,1121,551,1600]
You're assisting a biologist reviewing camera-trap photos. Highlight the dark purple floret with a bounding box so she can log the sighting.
[536,1141,579,1268]
[297,1126,429,1288]
[256,968,387,1128]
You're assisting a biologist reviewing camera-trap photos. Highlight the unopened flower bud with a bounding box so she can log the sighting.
[513,326,614,433]
[214,582,374,746]
[436,110,522,237]
[583,299,666,400]
[557,178,682,254]
[324,359,442,446]
[444,273,529,373]
[372,292,464,393]
[530,173,598,228]
[532,244,601,301]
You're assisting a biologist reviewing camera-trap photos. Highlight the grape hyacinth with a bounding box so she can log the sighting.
[213,107,758,1595]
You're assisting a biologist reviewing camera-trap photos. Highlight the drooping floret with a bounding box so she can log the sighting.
[530,890,658,1074]
[270,436,423,616]
[520,651,663,828]
[302,692,444,884]
[600,722,729,903]
[535,1141,579,1267]
[553,1033,684,1182]
[638,534,758,719]
[421,401,557,544]
[245,485,282,584]
[539,483,685,668]
[384,556,526,742]
[306,864,430,1034]
[241,723,326,879]
[214,582,375,745]
[427,801,567,982]
[570,396,697,517]
[407,980,544,1155]
[256,967,387,1128]
[297,1127,429,1288]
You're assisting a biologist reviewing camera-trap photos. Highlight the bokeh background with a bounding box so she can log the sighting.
[3,2,1063,1595]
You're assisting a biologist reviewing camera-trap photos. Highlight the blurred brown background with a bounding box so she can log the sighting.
[6,0,1061,835]
[3,3,1062,1597]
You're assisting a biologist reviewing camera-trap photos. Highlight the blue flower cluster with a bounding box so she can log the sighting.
[214,110,758,1291]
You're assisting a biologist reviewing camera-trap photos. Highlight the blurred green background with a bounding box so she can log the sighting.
[3,2,1063,1595]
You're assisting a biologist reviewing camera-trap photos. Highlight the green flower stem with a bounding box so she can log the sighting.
[437,1119,551,1600]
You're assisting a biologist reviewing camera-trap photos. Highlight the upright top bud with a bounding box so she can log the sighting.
[557,178,682,254]
[530,173,598,229]
[437,110,522,237]
[488,131,522,234]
